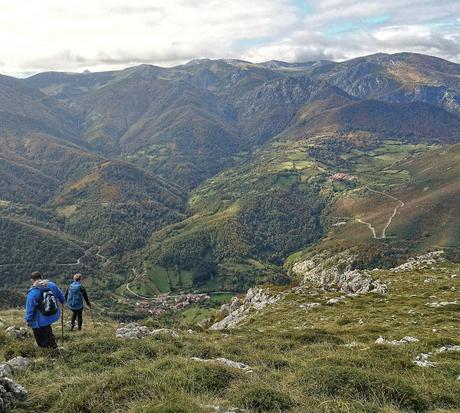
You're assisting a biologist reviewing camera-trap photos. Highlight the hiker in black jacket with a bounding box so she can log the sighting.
[65,274,91,331]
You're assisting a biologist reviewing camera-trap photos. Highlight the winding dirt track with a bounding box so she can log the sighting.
[0,246,106,269]
[125,268,159,300]
[355,217,377,238]
[355,186,405,239]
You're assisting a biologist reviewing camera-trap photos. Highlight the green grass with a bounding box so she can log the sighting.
[2,260,459,412]
[209,293,234,305]
[179,306,213,325]
[146,265,172,294]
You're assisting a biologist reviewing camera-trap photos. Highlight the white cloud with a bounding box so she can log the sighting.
[0,0,458,76]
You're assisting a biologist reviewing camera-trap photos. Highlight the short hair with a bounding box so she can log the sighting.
[73,273,82,281]
[31,271,42,280]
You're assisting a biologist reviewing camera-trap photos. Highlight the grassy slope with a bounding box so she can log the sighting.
[139,137,458,296]
[2,260,459,413]
[328,143,460,248]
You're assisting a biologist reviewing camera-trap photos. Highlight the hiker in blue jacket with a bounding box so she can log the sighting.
[65,273,91,331]
[25,271,65,348]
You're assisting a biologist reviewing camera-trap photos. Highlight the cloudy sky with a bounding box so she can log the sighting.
[1,0,459,76]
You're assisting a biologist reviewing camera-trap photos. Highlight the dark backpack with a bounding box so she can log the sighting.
[38,289,58,316]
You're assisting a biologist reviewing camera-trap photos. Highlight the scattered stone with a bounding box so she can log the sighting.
[6,357,31,371]
[424,278,433,283]
[426,301,458,308]
[375,336,419,346]
[204,405,244,413]
[151,329,179,339]
[299,303,320,310]
[343,342,360,348]
[116,323,179,339]
[116,323,152,339]
[5,326,29,340]
[0,362,27,412]
[326,296,346,305]
[451,274,458,279]
[436,345,460,353]
[413,353,435,368]
[191,357,252,372]
[0,365,12,379]
[210,288,280,330]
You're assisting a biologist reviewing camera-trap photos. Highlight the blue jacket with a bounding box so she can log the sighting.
[25,280,65,329]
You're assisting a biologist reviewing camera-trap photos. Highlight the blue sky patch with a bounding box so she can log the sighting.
[325,22,361,36]
[234,36,275,49]
[325,14,392,37]
[365,14,391,25]
[294,0,312,17]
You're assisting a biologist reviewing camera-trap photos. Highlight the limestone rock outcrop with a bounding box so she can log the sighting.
[292,251,387,294]
[210,288,280,330]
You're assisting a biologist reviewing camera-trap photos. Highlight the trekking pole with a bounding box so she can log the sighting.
[89,307,96,329]
[61,304,65,343]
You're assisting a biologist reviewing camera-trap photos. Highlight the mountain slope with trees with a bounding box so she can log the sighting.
[0,52,459,294]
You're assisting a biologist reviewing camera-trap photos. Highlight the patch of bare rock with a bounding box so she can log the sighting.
[292,250,387,295]
[210,288,281,330]
[390,250,444,272]
[413,353,435,368]
[375,336,419,345]
[436,345,460,353]
[299,302,321,310]
[426,301,458,308]
[191,357,253,372]
[0,360,28,412]
[6,357,31,371]
[116,323,179,339]
[5,326,29,340]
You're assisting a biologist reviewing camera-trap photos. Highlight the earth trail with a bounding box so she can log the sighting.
[355,186,405,239]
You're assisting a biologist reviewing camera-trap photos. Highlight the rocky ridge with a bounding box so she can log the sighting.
[292,250,387,294]
[390,250,445,272]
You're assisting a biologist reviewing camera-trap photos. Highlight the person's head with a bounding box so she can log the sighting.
[30,271,42,283]
[73,273,82,282]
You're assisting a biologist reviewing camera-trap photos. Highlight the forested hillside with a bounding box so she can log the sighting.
[0,52,459,297]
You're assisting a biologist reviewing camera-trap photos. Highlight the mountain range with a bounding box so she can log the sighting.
[0,52,459,300]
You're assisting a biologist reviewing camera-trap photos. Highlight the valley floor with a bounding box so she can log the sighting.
[1,260,459,413]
